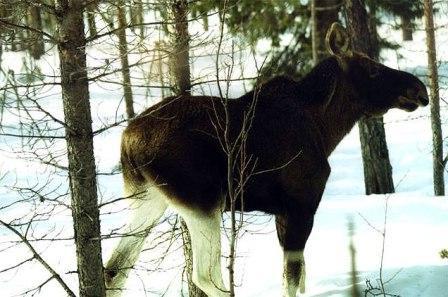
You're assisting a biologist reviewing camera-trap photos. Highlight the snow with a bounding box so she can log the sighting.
[1,11,448,297]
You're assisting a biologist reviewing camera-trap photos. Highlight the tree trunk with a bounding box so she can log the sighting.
[423,0,444,196]
[129,0,144,27]
[170,0,191,95]
[346,0,395,195]
[27,4,45,59]
[357,120,394,194]
[180,220,207,297]
[401,15,413,41]
[311,0,340,64]
[135,0,145,39]
[86,2,98,38]
[117,0,135,118]
[169,1,206,296]
[128,0,144,39]
[56,1,106,296]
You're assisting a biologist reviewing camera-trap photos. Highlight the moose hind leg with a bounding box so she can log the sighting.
[105,185,168,296]
[177,207,229,297]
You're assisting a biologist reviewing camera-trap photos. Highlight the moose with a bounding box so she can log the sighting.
[104,23,428,297]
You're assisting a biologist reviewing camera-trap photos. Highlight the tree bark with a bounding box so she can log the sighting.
[423,0,444,196]
[56,1,106,296]
[401,15,413,41]
[169,1,206,295]
[86,2,98,38]
[170,0,191,95]
[129,0,144,27]
[311,0,340,64]
[135,0,145,39]
[346,0,395,195]
[27,4,45,59]
[117,0,135,118]
[180,220,207,297]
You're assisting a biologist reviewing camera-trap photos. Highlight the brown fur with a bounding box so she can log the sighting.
[107,23,429,296]
[121,54,427,217]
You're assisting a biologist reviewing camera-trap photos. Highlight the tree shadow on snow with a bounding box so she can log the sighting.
[308,265,448,297]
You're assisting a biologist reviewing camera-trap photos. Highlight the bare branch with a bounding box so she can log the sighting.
[0,220,76,297]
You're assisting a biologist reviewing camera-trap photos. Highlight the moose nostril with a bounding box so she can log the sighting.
[416,88,429,106]
[418,95,429,106]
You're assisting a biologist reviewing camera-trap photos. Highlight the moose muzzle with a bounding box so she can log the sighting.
[398,85,429,111]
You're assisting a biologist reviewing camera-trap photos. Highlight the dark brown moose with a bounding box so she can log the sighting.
[105,23,428,297]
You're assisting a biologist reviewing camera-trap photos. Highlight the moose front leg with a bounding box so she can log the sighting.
[276,212,313,297]
[276,156,330,296]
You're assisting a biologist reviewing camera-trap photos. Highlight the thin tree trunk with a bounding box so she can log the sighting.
[117,0,135,118]
[169,1,206,295]
[156,41,166,98]
[346,0,395,195]
[86,2,98,38]
[27,4,45,59]
[180,220,207,297]
[311,0,340,64]
[129,0,144,37]
[423,0,444,196]
[56,1,106,296]
[171,0,191,95]
[401,15,413,41]
[136,0,145,39]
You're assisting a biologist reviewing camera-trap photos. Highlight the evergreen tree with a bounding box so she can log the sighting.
[371,0,423,41]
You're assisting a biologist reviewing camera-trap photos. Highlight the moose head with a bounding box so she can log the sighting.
[325,22,429,117]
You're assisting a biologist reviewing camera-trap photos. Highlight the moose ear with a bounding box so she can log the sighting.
[325,23,352,57]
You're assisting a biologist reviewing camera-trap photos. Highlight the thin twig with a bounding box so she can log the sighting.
[0,220,76,297]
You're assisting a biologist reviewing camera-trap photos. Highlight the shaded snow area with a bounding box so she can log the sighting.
[1,16,448,297]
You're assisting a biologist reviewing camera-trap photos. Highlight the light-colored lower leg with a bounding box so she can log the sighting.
[105,185,168,297]
[177,207,229,297]
[282,250,306,297]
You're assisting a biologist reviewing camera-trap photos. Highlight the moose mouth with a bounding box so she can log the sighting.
[398,94,429,112]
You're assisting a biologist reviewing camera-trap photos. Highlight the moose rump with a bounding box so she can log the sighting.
[121,96,230,212]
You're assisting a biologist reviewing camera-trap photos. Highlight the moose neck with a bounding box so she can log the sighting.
[317,83,364,156]
[297,57,365,156]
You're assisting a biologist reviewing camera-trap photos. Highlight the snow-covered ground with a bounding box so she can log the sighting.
[1,12,448,297]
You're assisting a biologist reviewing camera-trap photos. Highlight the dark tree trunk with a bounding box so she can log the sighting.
[134,0,145,39]
[117,0,135,118]
[401,15,413,41]
[27,4,45,59]
[56,1,106,296]
[129,0,144,27]
[311,0,340,64]
[171,0,191,95]
[423,0,444,196]
[169,1,205,296]
[357,120,394,194]
[86,1,98,38]
[346,0,395,195]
